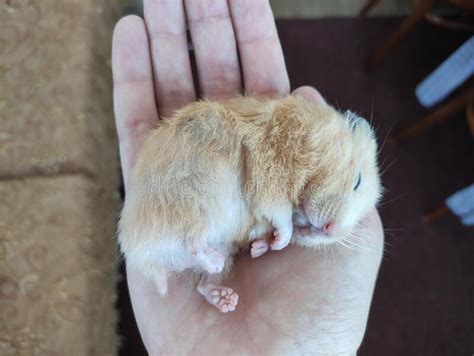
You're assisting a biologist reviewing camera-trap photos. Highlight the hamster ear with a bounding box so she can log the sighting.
[344,110,374,135]
[344,110,365,130]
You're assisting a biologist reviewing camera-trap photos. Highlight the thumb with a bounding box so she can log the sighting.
[292,85,326,104]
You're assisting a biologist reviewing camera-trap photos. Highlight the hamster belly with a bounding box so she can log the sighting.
[205,164,251,256]
[138,160,251,273]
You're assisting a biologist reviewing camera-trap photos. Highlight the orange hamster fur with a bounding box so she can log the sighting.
[118,95,382,313]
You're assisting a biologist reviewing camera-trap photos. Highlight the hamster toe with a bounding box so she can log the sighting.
[251,246,268,258]
[252,239,269,249]
[211,296,220,304]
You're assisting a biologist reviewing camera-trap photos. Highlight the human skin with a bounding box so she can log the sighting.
[111,0,384,355]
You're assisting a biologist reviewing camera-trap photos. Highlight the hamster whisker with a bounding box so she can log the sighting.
[377,123,395,157]
[383,227,406,232]
[351,229,371,238]
[379,157,399,177]
[339,235,373,253]
[369,100,375,127]
[322,243,329,258]
[353,231,371,238]
[378,193,406,207]
[319,242,336,263]
[378,155,390,171]
[353,222,371,234]
[337,239,369,253]
[332,243,338,261]
[352,228,375,238]
[347,232,374,247]
[378,155,397,174]
[336,239,359,252]
[383,240,394,252]
[383,231,397,239]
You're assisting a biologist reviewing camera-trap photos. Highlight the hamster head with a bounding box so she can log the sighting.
[294,110,382,246]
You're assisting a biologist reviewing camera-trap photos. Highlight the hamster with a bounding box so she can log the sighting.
[118,95,382,313]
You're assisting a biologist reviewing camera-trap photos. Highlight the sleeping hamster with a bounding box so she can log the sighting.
[118,95,382,313]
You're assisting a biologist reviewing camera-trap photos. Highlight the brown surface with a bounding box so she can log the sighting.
[0,177,119,355]
[0,1,119,180]
[366,0,436,71]
[0,1,120,355]
[118,18,474,355]
[393,83,474,142]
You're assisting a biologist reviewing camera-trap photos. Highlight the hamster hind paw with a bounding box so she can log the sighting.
[207,287,239,313]
[197,275,239,313]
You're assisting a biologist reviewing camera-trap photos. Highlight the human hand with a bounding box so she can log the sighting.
[112,1,384,354]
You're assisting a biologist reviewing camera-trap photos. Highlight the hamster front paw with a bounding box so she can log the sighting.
[251,239,270,258]
[261,201,293,251]
[270,227,292,250]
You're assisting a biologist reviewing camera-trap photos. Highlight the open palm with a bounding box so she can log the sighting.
[112,1,383,354]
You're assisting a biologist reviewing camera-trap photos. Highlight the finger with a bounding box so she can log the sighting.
[112,15,159,189]
[292,86,326,104]
[229,0,289,96]
[144,0,196,118]
[185,0,241,99]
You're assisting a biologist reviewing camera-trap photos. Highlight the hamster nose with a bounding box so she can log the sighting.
[322,223,334,235]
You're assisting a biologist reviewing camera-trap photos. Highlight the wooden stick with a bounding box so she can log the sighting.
[365,0,436,72]
[423,204,450,223]
[467,103,474,137]
[358,0,382,17]
[392,85,474,142]
[424,12,474,32]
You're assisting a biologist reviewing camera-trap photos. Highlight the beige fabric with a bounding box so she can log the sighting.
[0,177,119,356]
[0,1,120,355]
[0,0,118,179]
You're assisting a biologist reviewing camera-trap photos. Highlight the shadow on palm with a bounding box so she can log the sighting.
[129,210,382,354]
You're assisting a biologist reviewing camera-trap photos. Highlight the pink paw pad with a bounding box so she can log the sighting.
[208,287,239,313]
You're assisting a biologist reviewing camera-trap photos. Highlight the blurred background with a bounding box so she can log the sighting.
[121,0,414,16]
[1,1,473,355]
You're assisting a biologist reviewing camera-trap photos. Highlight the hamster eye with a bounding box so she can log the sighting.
[354,173,361,191]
